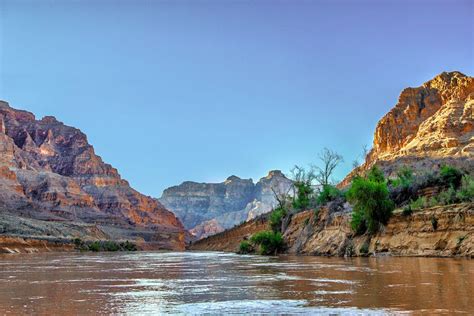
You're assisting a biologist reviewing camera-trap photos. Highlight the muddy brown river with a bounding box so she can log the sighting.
[0,251,472,315]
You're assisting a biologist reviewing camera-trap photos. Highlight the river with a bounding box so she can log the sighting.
[0,251,472,315]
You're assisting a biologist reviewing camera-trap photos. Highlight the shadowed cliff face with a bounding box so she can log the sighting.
[0,101,185,250]
[160,170,293,238]
[341,71,474,186]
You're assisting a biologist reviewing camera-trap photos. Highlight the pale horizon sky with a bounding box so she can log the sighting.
[0,0,473,197]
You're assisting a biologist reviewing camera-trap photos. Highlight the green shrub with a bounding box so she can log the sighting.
[250,231,284,255]
[103,241,120,251]
[239,240,252,254]
[438,186,457,205]
[292,181,314,211]
[120,240,138,251]
[367,166,385,183]
[347,171,394,234]
[456,175,474,202]
[392,166,414,188]
[88,241,100,252]
[82,240,137,252]
[73,238,83,247]
[269,207,286,232]
[317,185,343,205]
[350,209,367,235]
[410,196,427,210]
[440,165,463,189]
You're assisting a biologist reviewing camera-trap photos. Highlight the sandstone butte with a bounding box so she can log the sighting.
[0,100,186,253]
[191,71,474,257]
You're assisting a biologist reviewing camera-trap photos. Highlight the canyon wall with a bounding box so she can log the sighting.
[0,101,185,250]
[160,170,293,239]
[191,71,474,257]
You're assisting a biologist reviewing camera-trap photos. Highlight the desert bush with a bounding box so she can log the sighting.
[269,207,287,233]
[410,196,427,210]
[391,166,414,188]
[439,165,463,189]
[78,240,138,252]
[103,241,120,251]
[317,185,343,205]
[456,175,474,202]
[438,186,457,205]
[239,240,252,254]
[366,166,385,183]
[250,231,284,255]
[120,240,138,251]
[347,167,394,234]
[88,241,100,252]
[350,209,367,235]
[292,181,314,211]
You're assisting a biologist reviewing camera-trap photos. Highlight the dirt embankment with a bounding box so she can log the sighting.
[0,236,75,254]
[190,203,474,258]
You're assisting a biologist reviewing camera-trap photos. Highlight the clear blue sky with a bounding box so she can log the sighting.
[0,0,472,197]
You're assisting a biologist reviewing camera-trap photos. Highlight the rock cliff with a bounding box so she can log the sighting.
[190,71,474,257]
[190,203,474,258]
[0,101,185,250]
[160,170,293,238]
[341,71,473,186]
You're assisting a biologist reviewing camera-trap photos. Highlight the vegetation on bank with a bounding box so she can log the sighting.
[239,231,284,255]
[347,166,394,234]
[73,238,138,252]
[235,146,473,256]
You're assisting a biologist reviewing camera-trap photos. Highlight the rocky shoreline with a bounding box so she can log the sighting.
[0,236,75,254]
[189,203,474,258]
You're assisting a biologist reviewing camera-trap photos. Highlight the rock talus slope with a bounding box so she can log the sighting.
[0,101,185,250]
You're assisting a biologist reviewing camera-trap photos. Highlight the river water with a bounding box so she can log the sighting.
[0,251,472,315]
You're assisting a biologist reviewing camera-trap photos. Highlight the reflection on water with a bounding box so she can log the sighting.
[0,251,472,314]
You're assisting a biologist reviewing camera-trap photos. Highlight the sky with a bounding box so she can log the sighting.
[0,0,472,197]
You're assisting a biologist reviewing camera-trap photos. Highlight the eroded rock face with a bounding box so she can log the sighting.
[371,71,473,161]
[191,203,474,258]
[340,71,474,186]
[160,170,293,238]
[0,101,185,250]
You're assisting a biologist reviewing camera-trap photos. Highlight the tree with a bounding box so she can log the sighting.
[270,184,292,210]
[290,165,315,211]
[352,159,360,169]
[313,148,344,186]
[362,144,370,160]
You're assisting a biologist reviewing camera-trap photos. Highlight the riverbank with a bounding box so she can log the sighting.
[189,203,474,258]
[0,236,75,254]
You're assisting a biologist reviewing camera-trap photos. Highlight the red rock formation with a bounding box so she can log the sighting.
[0,100,184,250]
[340,71,473,186]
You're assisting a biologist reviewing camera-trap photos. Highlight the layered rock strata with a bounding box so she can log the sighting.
[0,101,185,250]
